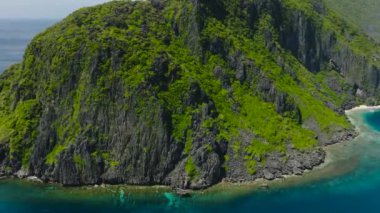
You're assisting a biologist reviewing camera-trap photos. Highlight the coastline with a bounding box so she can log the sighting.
[345,105,380,112]
[0,105,374,200]
[0,143,350,200]
[180,104,373,197]
[200,143,359,198]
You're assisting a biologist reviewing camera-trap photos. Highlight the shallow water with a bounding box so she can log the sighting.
[2,20,380,213]
[0,108,380,213]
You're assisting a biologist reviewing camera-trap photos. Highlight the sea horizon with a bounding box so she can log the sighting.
[0,19,57,72]
[1,3,380,212]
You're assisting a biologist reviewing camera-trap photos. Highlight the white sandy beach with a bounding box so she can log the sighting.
[346,105,380,113]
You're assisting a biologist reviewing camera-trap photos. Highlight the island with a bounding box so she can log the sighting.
[0,0,379,191]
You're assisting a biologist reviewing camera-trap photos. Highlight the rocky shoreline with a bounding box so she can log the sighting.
[0,0,376,192]
[0,127,358,191]
[224,128,358,184]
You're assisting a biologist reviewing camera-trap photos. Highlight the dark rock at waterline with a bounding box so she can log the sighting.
[174,188,192,197]
[325,129,359,146]
[225,146,326,182]
[0,0,375,190]
[263,169,275,180]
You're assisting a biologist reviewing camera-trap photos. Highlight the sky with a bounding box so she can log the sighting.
[0,0,110,19]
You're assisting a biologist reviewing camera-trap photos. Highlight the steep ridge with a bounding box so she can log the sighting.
[0,0,378,189]
[325,0,380,42]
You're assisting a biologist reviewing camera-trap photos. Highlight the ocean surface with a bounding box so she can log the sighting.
[2,108,380,213]
[0,19,57,72]
[364,110,380,132]
[2,20,380,213]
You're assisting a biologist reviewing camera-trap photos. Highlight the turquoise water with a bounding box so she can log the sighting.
[364,110,380,132]
[2,20,380,213]
[0,109,379,212]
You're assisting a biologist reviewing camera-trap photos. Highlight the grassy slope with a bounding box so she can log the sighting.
[325,0,380,42]
[0,0,376,174]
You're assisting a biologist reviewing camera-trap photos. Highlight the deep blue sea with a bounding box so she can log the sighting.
[0,19,57,72]
[2,20,380,213]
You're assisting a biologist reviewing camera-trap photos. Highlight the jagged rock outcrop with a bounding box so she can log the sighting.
[0,0,378,189]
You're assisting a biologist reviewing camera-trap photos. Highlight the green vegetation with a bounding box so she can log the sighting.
[74,154,85,169]
[0,64,41,165]
[46,145,66,165]
[185,156,198,180]
[0,0,377,178]
[325,0,380,42]
[110,161,120,168]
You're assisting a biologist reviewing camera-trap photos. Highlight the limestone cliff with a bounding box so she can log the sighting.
[0,0,378,189]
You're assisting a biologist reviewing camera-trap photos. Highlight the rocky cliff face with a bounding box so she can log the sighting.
[0,0,377,189]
